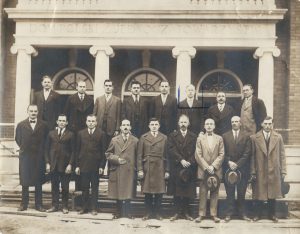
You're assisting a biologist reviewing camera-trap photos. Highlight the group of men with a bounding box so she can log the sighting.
[15,75,287,223]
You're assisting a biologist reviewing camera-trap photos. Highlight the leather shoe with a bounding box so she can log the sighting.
[62,208,69,214]
[195,216,204,223]
[46,207,58,213]
[155,214,163,220]
[170,213,180,221]
[78,209,87,215]
[184,213,194,221]
[270,216,278,223]
[212,216,221,223]
[35,206,46,212]
[241,215,251,221]
[17,206,27,211]
[91,210,98,216]
[225,216,231,222]
[252,216,260,222]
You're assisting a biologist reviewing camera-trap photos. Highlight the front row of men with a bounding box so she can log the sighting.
[15,105,286,222]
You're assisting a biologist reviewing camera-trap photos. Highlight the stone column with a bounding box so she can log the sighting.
[254,47,280,117]
[10,44,38,129]
[89,46,114,100]
[172,47,196,101]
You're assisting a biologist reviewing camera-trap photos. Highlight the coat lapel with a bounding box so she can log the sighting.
[268,131,277,154]
[24,119,34,132]
[256,131,268,156]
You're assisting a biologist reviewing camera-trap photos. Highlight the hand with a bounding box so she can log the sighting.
[75,167,80,175]
[228,161,238,170]
[113,131,119,137]
[65,164,72,174]
[206,166,214,175]
[46,163,50,173]
[118,158,127,165]
[164,172,170,180]
[99,168,104,175]
[137,170,144,180]
[180,159,191,168]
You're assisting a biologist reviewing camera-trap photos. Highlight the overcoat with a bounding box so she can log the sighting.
[250,130,287,200]
[45,129,75,173]
[137,132,169,194]
[32,90,62,130]
[106,134,139,200]
[15,119,49,186]
[195,133,224,180]
[167,130,197,198]
[93,95,121,136]
[64,93,94,133]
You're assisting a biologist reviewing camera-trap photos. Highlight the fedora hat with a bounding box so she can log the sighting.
[204,173,220,192]
[225,169,242,186]
[178,168,193,186]
[281,179,290,198]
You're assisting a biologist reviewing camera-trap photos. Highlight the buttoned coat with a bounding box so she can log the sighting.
[64,93,94,133]
[167,130,197,198]
[151,95,178,135]
[207,103,235,135]
[76,128,106,173]
[93,95,121,136]
[195,133,225,180]
[32,90,62,130]
[15,119,49,186]
[250,130,287,200]
[106,134,139,199]
[45,129,75,173]
[137,132,169,194]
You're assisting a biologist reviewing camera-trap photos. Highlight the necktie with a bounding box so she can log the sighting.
[207,133,212,136]
[80,94,83,101]
[162,96,166,105]
[124,136,128,143]
[234,131,238,144]
[134,95,138,104]
[58,128,62,138]
[30,120,36,123]
[89,129,92,135]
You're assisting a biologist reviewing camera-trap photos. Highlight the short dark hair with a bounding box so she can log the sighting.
[87,114,97,119]
[42,75,52,81]
[131,81,141,87]
[57,114,67,120]
[263,116,273,123]
[104,79,113,86]
[159,80,169,86]
[27,104,38,110]
[77,80,86,86]
[149,117,159,124]
[243,84,253,90]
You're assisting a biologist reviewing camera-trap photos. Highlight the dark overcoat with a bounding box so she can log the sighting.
[106,134,139,200]
[250,130,287,200]
[15,119,49,186]
[167,130,197,198]
[137,132,169,194]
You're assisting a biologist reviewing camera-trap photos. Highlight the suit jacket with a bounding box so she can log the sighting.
[178,99,204,135]
[32,90,62,130]
[195,133,224,180]
[121,96,149,137]
[64,93,94,133]
[207,103,235,135]
[93,95,121,136]
[15,119,49,186]
[151,94,177,135]
[237,95,267,132]
[222,130,251,176]
[45,129,75,173]
[76,128,106,173]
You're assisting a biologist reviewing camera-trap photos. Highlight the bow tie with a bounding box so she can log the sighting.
[207,133,213,136]
[30,120,36,123]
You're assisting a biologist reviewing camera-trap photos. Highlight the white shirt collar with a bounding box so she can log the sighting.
[151,132,158,137]
[105,93,112,100]
[180,130,187,136]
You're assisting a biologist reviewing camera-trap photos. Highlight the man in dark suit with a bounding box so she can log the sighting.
[45,114,75,214]
[75,115,106,215]
[121,81,149,137]
[151,81,177,135]
[32,75,61,130]
[15,105,49,212]
[222,116,251,222]
[238,84,267,136]
[168,114,197,221]
[206,91,235,135]
[178,84,204,135]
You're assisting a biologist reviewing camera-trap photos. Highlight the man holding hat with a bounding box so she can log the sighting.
[168,114,197,221]
[195,118,224,223]
[222,116,251,222]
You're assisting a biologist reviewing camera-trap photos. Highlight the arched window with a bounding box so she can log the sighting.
[121,68,167,101]
[52,67,94,95]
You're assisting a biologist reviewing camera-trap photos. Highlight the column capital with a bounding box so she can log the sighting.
[10,44,38,57]
[89,46,115,58]
[172,46,196,59]
[253,47,280,59]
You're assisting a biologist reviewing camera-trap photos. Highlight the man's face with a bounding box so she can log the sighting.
[41,77,52,90]
[204,119,215,133]
[149,121,160,133]
[120,120,131,135]
[216,92,226,104]
[262,119,273,132]
[231,117,241,131]
[27,106,38,119]
[186,86,195,99]
[86,116,97,129]
[178,116,189,131]
[243,85,253,98]
[57,116,68,129]
[77,81,87,94]
[159,82,170,95]
[131,84,141,95]
[104,81,113,94]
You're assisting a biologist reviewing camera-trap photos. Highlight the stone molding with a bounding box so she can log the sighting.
[89,46,114,58]
[172,47,196,59]
[253,47,281,59]
[10,44,38,57]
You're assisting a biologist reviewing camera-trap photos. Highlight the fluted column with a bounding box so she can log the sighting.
[89,46,114,100]
[10,44,38,129]
[254,47,280,117]
[172,47,196,101]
